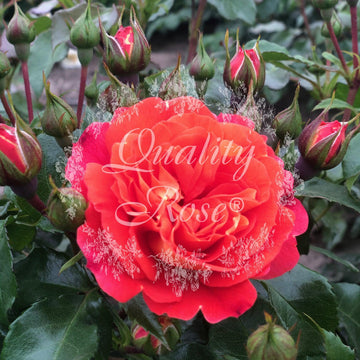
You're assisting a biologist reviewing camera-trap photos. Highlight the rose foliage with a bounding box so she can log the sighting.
[66,96,308,323]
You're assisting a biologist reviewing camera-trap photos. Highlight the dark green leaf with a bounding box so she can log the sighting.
[333,283,360,355]
[37,134,68,203]
[322,329,355,360]
[0,220,17,330]
[262,265,338,358]
[1,293,102,360]
[343,133,360,178]
[125,294,170,349]
[296,177,360,213]
[313,98,359,113]
[13,247,92,310]
[159,343,217,360]
[6,223,36,251]
[208,0,256,24]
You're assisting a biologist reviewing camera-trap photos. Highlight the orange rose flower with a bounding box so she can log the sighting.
[66,97,308,323]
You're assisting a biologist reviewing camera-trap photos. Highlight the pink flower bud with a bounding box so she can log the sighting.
[100,7,151,76]
[223,30,265,93]
[298,116,349,170]
[0,120,42,187]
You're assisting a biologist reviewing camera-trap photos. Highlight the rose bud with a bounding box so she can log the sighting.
[223,30,265,94]
[321,12,342,38]
[158,56,187,100]
[189,33,215,82]
[6,3,35,61]
[84,71,99,106]
[273,84,302,142]
[70,0,100,66]
[0,118,42,189]
[41,76,78,149]
[347,0,358,6]
[247,313,297,360]
[297,114,350,174]
[0,51,11,79]
[47,182,87,232]
[100,7,151,77]
[311,0,338,9]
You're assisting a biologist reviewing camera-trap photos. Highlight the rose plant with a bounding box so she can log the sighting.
[0,0,360,360]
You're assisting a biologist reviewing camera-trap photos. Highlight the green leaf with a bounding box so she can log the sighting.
[6,223,36,251]
[296,177,360,213]
[28,30,68,98]
[13,247,92,311]
[36,134,68,203]
[207,0,256,24]
[0,292,104,360]
[125,294,170,349]
[261,265,338,358]
[313,98,360,113]
[333,283,360,355]
[311,246,359,273]
[159,344,217,360]
[59,251,84,274]
[322,329,355,360]
[0,220,17,330]
[343,133,360,178]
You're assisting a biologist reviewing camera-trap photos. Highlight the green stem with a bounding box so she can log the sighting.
[21,61,33,123]
[0,92,16,125]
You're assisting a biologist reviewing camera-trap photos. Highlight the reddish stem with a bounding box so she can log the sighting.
[300,0,315,46]
[21,61,33,123]
[77,65,88,128]
[186,0,207,64]
[0,92,16,125]
[326,21,350,76]
[27,194,46,214]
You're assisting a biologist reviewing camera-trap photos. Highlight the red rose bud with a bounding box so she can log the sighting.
[0,118,42,187]
[100,7,151,76]
[311,0,338,9]
[41,77,78,149]
[47,183,87,232]
[321,12,342,38]
[273,84,302,141]
[223,30,265,93]
[298,115,349,170]
[158,56,187,100]
[246,313,297,360]
[189,33,215,81]
[6,3,35,61]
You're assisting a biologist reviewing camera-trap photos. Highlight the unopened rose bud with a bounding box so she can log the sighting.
[84,71,99,106]
[321,12,342,38]
[41,77,78,148]
[0,117,42,189]
[47,183,87,232]
[6,3,36,61]
[297,112,352,173]
[189,33,215,81]
[70,1,100,50]
[223,30,265,94]
[247,313,297,360]
[158,56,187,100]
[100,7,151,76]
[273,84,302,141]
[311,0,338,9]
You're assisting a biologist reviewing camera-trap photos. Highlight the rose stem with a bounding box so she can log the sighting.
[326,21,350,77]
[343,5,360,123]
[0,92,16,125]
[21,61,33,123]
[186,0,207,64]
[300,0,315,46]
[77,65,88,129]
